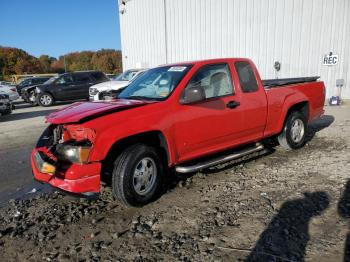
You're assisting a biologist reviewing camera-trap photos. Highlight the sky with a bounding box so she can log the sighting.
[0,0,121,58]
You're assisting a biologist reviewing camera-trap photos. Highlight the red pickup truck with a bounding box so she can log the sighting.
[32,58,325,206]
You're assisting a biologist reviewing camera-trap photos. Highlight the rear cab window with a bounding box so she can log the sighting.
[234,61,258,93]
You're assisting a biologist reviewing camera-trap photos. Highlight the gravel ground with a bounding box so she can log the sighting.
[0,105,349,262]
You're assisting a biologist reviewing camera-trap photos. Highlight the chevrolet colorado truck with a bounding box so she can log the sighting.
[32,58,325,206]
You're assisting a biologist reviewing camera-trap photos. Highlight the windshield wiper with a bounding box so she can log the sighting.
[126,96,162,101]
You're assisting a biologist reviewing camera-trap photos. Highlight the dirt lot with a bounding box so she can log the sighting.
[0,104,349,261]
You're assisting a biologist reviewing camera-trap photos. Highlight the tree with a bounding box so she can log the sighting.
[39,55,56,73]
[0,46,123,80]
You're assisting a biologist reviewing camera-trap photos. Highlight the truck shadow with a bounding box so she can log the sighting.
[305,114,335,142]
[246,191,330,261]
[338,180,350,262]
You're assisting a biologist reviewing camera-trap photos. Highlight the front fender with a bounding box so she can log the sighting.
[89,127,176,166]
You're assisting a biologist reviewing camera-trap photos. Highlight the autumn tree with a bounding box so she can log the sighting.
[39,55,56,73]
[0,46,123,80]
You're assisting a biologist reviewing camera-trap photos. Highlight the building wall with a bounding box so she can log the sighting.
[119,0,350,99]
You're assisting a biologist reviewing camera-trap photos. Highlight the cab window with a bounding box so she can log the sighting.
[185,63,233,99]
[57,75,74,84]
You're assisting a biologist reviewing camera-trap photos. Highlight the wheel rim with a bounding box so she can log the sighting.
[291,119,305,143]
[133,157,157,196]
[40,94,52,105]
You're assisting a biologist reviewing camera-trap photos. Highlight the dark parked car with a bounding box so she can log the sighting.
[16,77,51,93]
[0,93,13,116]
[33,71,109,106]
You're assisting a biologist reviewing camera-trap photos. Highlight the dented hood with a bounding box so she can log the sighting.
[46,99,153,124]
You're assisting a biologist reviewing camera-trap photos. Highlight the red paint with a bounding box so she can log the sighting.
[32,149,101,193]
[32,58,325,194]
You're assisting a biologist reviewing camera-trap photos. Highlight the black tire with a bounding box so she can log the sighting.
[278,111,308,150]
[3,108,12,115]
[112,144,164,206]
[38,92,54,107]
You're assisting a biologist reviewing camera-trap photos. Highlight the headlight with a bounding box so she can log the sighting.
[89,88,98,96]
[34,152,56,174]
[56,144,92,164]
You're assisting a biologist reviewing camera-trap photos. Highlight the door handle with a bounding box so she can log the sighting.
[226,100,240,109]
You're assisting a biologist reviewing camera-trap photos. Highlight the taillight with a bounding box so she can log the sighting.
[10,88,17,92]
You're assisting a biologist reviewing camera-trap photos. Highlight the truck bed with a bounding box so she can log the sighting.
[262,76,320,88]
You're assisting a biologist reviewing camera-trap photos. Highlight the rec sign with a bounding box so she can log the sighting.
[323,53,339,66]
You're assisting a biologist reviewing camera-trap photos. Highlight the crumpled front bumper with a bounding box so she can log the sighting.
[31,148,101,194]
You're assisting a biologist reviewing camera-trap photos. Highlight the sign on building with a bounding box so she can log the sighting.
[323,52,339,66]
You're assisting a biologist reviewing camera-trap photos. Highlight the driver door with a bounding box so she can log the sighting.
[174,63,246,162]
[54,74,76,100]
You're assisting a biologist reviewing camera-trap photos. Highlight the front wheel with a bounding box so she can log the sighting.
[112,144,164,206]
[38,92,54,107]
[278,111,308,150]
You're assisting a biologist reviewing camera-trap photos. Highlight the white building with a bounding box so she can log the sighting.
[118,0,350,99]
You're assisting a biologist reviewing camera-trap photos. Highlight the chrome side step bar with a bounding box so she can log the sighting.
[175,143,264,174]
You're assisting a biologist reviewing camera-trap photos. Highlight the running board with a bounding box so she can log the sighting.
[175,143,264,174]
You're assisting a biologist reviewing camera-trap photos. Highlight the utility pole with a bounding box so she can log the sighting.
[64,56,67,72]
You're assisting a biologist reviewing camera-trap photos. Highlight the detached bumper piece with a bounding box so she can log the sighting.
[32,149,101,194]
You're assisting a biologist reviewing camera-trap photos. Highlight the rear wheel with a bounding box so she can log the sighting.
[278,111,307,150]
[38,92,54,107]
[112,144,164,206]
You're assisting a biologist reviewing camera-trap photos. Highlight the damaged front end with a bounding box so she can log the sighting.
[32,124,101,194]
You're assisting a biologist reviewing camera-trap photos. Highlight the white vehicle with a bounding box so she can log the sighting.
[0,84,20,101]
[89,69,146,101]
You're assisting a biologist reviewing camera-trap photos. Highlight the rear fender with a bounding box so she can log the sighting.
[276,93,309,134]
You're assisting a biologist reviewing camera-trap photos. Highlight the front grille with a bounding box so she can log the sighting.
[89,88,98,96]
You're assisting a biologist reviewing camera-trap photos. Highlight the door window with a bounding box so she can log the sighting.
[234,62,258,93]
[90,72,109,82]
[74,73,91,82]
[57,75,74,84]
[185,64,233,99]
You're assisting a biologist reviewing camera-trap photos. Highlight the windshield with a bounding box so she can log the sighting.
[18,78,31,87]
[114,70,140,81]
[118,65,192,101]
[44,76,59,85]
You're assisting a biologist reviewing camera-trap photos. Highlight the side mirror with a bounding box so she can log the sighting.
[180,85,206,104]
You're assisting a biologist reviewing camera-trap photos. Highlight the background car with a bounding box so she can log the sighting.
[36,71,109,106]
[0,83,20,101]
[0,81,14,86]
[89,69,146,101]
[0,93,13,116]
[16,76,52,94]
